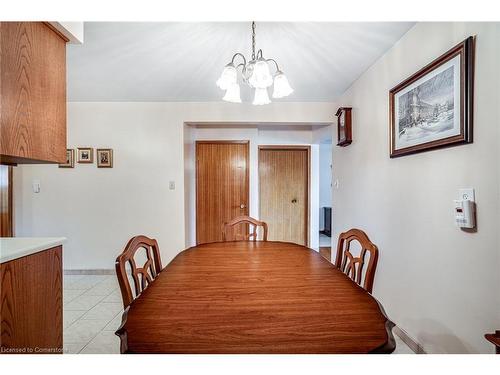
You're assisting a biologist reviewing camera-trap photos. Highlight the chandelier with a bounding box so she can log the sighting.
[216,22,294,105]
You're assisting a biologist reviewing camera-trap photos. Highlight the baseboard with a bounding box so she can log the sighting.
[64,269,115,275]
[393,325,426,354]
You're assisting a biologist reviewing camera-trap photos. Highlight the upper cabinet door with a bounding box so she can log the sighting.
[0,22,67,164]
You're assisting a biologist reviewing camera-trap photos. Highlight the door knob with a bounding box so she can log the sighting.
[291,198,297,203]
[240,204,246,209]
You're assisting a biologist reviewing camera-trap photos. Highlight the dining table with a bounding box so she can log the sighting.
[116,241,395,354]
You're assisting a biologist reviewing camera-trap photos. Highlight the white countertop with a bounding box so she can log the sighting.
[0,237,66,264]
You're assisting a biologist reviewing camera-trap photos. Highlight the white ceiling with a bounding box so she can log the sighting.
[67,22,414,102]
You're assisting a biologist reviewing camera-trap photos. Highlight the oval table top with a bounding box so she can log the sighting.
[116,241,395,354]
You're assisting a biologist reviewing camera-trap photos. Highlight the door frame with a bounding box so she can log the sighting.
[258,145,311,247]
[195,140,250,245]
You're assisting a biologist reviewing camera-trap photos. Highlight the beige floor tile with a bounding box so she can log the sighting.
[64,294,106,311]
[63,319,109,343]
[63,310,87,329]
[99,276,119,286]
[82,282,117,296]
[63,289,86,304]
[63,342,88,354]
[80,331,120,354]
[66,275,111,289]
[102,290,122,303]
[81,302,123,321]
[103,312,124,332]
[63,275,84,283]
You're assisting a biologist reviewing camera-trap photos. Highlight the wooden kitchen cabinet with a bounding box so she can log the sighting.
[0,245,63,354]
[0,22,67,165]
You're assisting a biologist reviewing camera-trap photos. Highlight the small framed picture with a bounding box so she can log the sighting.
[77,148,94,163]
[97,148,113,168]
[59,149,75,168]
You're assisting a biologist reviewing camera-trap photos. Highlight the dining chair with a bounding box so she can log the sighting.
[334,228,379,294]
[485,330,500,354]
[222,216,268,242]
[115,235,163,308]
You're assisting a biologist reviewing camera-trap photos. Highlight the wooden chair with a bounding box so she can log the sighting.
[485,331,500,354]
[115,235,163,308]
[222,216,268,242]
[335,228,379,294]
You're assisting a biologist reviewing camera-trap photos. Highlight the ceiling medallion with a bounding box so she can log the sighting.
[216,22,293,105]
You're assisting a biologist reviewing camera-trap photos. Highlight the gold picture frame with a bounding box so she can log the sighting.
[97,148,113,168]
[77,147,94,163]
[59,149,75,168]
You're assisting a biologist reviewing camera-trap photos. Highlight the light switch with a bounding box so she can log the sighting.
[32,180,41,193]
[169,181,175,190]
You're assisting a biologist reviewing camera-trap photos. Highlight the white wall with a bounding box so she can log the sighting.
[333,22,500,353]
[184,124,328,249]
[14,102,336,271]
[319,143,333,231]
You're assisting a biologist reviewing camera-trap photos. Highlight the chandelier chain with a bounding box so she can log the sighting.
[251,21,256,61]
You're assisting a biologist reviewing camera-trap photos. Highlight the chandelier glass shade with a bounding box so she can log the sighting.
[216,22,293,105]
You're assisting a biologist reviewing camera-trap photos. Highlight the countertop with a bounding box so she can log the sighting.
[0,237,66,264]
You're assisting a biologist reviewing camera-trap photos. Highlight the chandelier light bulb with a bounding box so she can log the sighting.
[253,87,271,106]
[216,63,237,90]
[216,22,293,104]
[222,82,242,103]
[272,72,294,98]
[248,58,273,89]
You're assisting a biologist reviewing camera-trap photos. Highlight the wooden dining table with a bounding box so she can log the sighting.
[116,241,395,354]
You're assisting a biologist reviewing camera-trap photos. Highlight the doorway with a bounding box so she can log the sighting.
[196,141,249,244]
[258,146,310,246]
[319,142,333,260]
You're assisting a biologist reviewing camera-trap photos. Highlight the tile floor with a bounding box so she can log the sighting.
[63,274,123,354]
[63,274,415,354]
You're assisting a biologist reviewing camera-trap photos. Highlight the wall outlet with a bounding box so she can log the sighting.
[169,181,175,190]
[459,188,475,202]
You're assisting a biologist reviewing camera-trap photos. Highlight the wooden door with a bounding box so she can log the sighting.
[259,147,309,246]
[196,141,249,244]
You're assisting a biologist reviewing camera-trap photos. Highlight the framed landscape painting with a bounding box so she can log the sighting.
[389,37,474,158]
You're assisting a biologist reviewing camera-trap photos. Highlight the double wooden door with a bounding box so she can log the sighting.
[196,141,249,244]
[259,147,309,246]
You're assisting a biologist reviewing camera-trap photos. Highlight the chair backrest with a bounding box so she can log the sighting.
[115,235,163,308]
[222,216,268,242]
[334,228,379,293]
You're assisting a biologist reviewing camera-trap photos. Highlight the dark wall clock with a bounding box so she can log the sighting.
[336,107,352,147]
